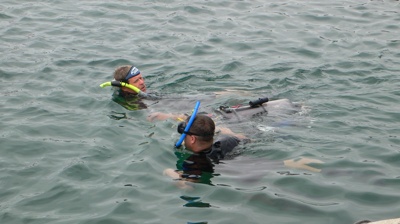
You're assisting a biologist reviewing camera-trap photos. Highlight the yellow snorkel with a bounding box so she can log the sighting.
[100,80,151,98]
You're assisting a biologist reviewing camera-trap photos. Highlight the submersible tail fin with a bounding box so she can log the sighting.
[249,97,269,108]
[249,97,268,113]
[220,96,269,113]
[218,96,269,120]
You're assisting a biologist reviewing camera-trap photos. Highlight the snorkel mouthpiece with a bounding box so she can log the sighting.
[175,101,201,148]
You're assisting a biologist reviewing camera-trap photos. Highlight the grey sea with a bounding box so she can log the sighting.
[1,1,399,224]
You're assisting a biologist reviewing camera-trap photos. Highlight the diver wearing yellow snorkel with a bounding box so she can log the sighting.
[113,65,147,95]
[100,65,161,111]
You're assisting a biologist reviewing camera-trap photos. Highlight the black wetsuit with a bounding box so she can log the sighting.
[177,135,240,182]
[204,135,241,163]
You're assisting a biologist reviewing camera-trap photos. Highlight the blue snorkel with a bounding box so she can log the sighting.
[175,101,201,148]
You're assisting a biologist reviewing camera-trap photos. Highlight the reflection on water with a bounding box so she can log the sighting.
[108,111,127,120]
[180,195,212,208]
[112,90,148,111]
[174,151,215,186]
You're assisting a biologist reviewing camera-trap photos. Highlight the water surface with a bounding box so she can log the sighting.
[1,1,400,223]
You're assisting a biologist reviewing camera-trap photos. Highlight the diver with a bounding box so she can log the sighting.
[102,65,159,111]
[164,111,324,190]
[163,114,247,189]
[101,65,191,119]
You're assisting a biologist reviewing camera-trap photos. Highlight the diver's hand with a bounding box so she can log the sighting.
[147,112,170,122]
[163,168,194,190]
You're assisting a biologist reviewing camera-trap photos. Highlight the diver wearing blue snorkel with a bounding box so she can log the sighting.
[168,102,245,186]
[164,107,324,190]
[176,115,244,162]
[164,112,245,189]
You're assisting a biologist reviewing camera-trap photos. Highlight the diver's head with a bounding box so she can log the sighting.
[113,65,147,93]
[177,114,215,152]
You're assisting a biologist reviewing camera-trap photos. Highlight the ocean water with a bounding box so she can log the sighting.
[1,0,400,223]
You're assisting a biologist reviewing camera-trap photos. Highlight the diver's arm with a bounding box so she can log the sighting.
[216,126,247,140]
[147,112,188,122]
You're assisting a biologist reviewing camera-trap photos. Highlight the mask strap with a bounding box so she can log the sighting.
[124,66,140,82]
